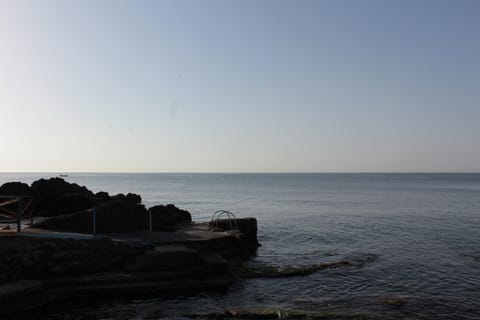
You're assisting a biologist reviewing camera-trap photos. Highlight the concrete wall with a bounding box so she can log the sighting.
[0,236,147,284]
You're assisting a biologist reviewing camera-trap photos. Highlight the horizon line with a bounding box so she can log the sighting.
[1,171,479,174]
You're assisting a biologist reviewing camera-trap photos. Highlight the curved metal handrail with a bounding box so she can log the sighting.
[210,209,238,231]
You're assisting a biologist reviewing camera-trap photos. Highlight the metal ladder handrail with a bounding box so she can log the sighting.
[210,209,238,231]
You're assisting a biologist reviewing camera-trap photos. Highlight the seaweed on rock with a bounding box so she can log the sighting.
[234,261,352,279]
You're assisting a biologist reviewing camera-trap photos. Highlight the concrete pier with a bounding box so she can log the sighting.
[0,218,259,316]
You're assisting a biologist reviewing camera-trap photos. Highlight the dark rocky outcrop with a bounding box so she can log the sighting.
[110,192,142,205]
[94,198,148,233]
[35,196,149,234]
[0,182,32,196]
[36,197,197,234]
[28,178,151,233]
[0,177,261,317]
[31,178,95,216]
[3,178,196,234]
[32,178,91,196]
[149,204,192,230]
[94,191,110,203]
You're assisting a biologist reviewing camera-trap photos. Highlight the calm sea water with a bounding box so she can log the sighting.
[2,173,480,319]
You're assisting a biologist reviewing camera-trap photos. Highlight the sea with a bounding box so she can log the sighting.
[1,173,479,320]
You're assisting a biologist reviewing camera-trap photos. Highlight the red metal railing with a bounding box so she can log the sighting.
[0,196,34,232]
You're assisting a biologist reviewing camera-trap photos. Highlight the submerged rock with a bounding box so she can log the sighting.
[185,308,370,319]
[377,297,408,307]
[235,261,352,278]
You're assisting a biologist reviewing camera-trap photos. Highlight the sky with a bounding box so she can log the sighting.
[0,0,479,173]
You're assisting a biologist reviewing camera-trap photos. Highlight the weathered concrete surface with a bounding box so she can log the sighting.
[108,223,232,243]
[0,219,259,316]
[0,228,97,239]
[210,217,259,247]
[0,232,146,284]
[109,220,259,261]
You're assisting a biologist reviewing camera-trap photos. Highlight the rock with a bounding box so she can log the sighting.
[30,178,143,218]
[126,193,141,204]
[31,178,95,216]
[30,178,150,233]
[235,261,352,278]
[0,182,32,196]
[35,199,149,234]
[107,193,142,205]
[94,198,148,233]
[149,204,192,230]
[94,191,110,203]
[377,297,408,306]
[31,178,93,196]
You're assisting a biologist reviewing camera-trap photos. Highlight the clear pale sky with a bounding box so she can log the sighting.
[1,0,479,172]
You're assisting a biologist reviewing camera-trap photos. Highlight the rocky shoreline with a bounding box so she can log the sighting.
[0,178,259,316]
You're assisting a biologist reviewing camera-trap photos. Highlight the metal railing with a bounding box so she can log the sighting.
[210,209,238,231]
[0,195,34,232]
